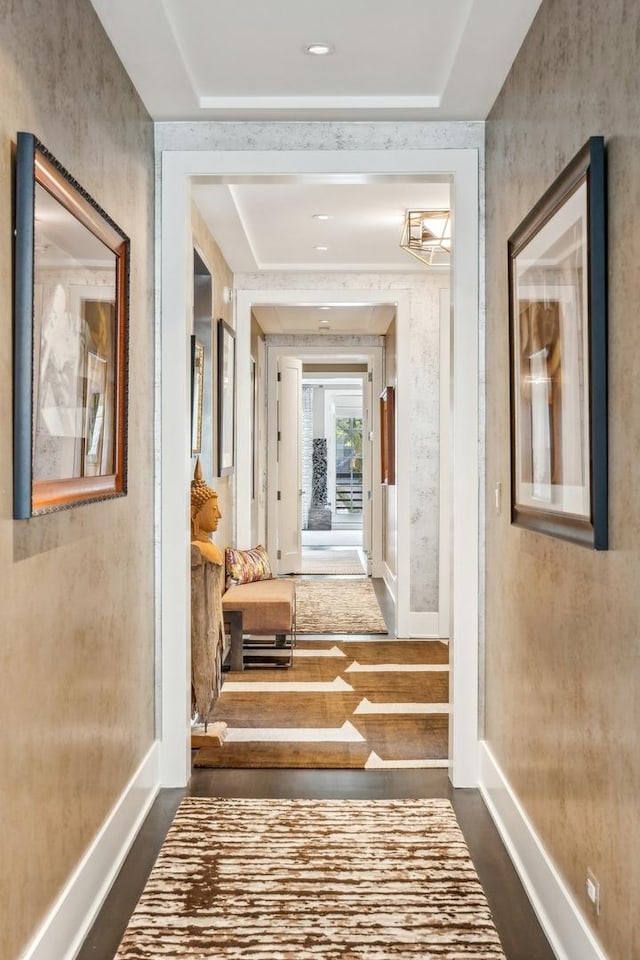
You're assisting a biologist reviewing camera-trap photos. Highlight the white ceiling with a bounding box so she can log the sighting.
[191,178,451,274]
[89,0,542,331]
[252,304,395,336]
[89,0,542,122]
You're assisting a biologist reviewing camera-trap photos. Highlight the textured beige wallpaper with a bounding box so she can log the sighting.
[485,1,640,957]
[0,1,155,957]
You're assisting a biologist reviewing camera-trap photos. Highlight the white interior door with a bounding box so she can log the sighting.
[277,356,302,573]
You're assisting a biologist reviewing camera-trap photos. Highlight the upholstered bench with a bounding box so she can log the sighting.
[222,578,296,671]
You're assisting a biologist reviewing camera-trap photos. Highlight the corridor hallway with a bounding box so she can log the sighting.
[77,580,555,960]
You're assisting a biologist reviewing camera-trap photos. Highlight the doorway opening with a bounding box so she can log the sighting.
[264,338,384,583]
[301,368,368,576]
[159,147,480,788]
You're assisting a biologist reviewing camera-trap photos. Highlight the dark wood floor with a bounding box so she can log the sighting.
[77,768,555,960]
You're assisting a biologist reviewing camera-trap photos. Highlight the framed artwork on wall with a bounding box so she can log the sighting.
[508,136,607,549]
[217,318,235,475]
[379,385,396,486]
[13,132,129,518]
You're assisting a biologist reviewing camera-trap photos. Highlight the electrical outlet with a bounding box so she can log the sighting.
[586,868,600,915]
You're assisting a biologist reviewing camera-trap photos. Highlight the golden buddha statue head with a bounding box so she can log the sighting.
[190,458,222,563]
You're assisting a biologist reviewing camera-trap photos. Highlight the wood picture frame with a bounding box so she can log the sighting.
[217,318,235,475]
[508,136,607,549]
[13,132,129,517]
[379,385,396,486]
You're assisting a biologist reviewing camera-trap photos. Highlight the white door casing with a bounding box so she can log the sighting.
[438,289,451,640]
[276,356,302,574]
[159,148,479,788]
[264,338,383,583]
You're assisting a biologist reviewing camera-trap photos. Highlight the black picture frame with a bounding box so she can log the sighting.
[508,136,607,549]
[13,132,129,518]
[217,318,235,476]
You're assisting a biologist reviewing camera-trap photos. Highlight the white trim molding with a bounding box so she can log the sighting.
[438,288,451,640]
[199,96,441,112]
[381,562,398,635]
[479,742,609,960]
[158,146,480,788]
[22,743,160,960]
[236,288,382,577]
[407,612,441,638]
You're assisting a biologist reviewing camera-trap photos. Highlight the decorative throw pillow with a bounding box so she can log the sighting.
[225,544,273,590]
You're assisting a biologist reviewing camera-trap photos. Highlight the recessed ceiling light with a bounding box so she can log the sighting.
[319,306,331,310]
[315,245,329,252]
[304,42,334,56]
[312,213,333,221]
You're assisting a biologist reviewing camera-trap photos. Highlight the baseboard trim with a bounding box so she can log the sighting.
[23,740,160,960]
[479,741,608,960]
[381,561,396,598]
[407,611,441,638]
[381,562,397,636]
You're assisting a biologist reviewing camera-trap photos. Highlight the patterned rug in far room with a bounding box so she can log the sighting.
[293,577,387,634]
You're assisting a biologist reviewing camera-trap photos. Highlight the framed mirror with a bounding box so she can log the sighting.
[13,133,129,518]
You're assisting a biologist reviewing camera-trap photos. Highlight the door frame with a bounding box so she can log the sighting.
[301,369,370,569]
[158,147,479,788]
[262,338,384,579]
[273,355,303,574]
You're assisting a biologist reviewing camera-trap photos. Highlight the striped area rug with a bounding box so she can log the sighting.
[115,797,506,959]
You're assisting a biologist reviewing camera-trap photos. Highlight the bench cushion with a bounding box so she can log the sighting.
[222,578,295,634]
